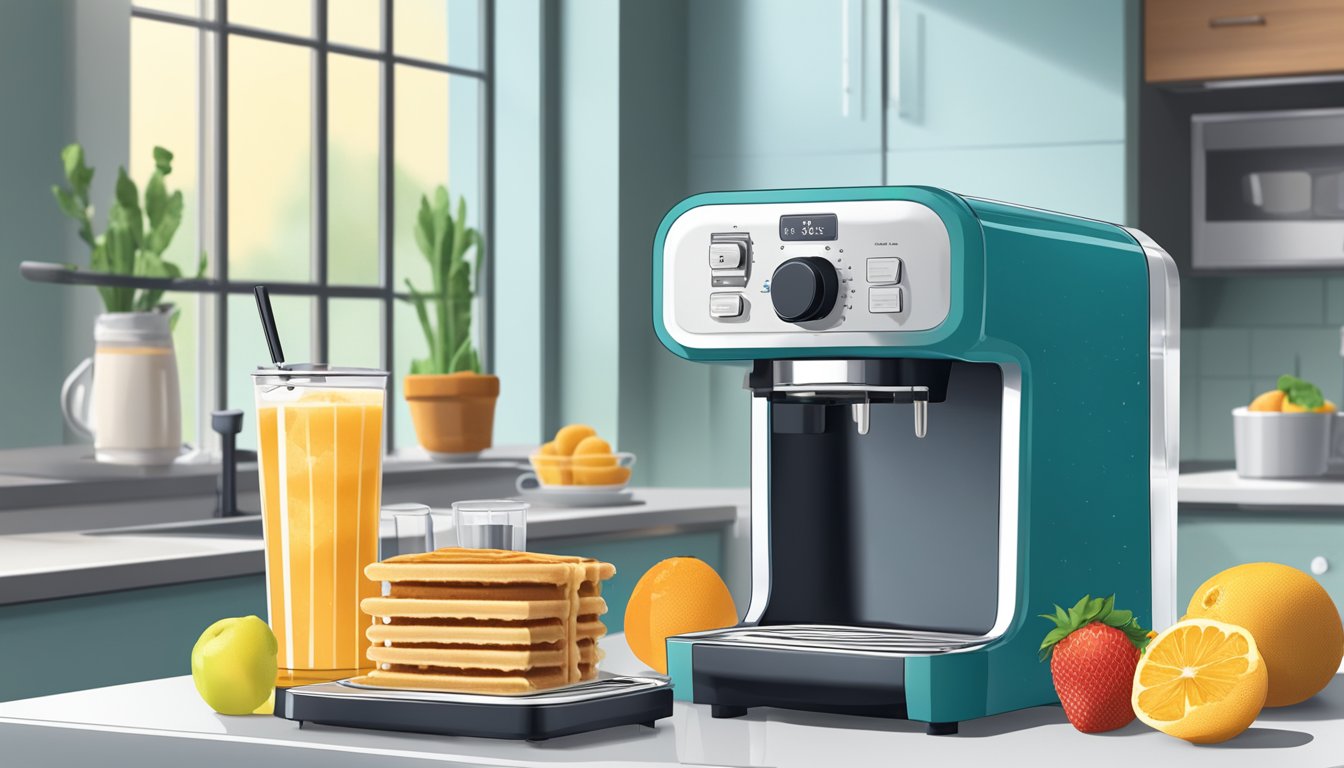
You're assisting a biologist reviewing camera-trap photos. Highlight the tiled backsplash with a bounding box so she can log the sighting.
[1181,276,1344,461]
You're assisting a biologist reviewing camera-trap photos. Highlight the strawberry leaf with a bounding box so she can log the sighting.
[1039,594,1150,660]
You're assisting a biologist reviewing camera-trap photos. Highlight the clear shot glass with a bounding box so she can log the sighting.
[383,503,436,558]
[452,499,528,552]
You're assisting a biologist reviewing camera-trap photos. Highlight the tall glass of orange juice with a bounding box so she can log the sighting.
[252,364,387,686]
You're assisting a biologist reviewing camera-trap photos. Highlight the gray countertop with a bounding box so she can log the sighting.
[1,631,1339,767]
[0,488,745,605]
[1180,465,1344,508]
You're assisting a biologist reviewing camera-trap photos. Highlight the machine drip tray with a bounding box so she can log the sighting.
[276,673,673,741]
[689,624,989,654]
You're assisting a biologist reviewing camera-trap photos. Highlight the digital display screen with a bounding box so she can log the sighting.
[779,213,838,241]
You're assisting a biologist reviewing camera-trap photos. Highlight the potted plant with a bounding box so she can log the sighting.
[52,144,205,321]
[52,144,206,464]
[402,186,498,457]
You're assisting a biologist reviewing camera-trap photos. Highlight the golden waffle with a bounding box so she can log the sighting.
[365,548,615,585]
[357,548,615,693]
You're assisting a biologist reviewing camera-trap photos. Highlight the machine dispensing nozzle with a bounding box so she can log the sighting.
[851,401,870,436]
[757,361,938,439]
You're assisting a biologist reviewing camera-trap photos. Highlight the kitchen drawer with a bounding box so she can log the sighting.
[1145,0,1344,83]
[1178,509,1344,616]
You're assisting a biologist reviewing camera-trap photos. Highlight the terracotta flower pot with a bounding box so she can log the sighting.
[404,372,500,455]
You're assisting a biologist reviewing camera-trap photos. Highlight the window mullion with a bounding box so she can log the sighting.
[379,0,396,452]
[215,0,230,414]
[313,0,329,365]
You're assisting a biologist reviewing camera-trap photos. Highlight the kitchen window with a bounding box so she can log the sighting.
[129,0,494,452]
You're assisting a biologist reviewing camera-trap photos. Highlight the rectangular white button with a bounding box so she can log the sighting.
[866,257,902,283]
[869,286,903,313]
[709,293,743,318]
[709,243,743,269]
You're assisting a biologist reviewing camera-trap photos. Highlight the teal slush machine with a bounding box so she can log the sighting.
[651,187,1179,734]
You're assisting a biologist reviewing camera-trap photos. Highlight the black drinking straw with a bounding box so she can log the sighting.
[253,286,286,366]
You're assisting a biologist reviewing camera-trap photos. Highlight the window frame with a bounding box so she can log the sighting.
[130,0,495,451]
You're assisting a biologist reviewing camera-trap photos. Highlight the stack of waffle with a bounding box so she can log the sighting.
[354,548,615,693]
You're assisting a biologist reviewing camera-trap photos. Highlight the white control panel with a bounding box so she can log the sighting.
[661,200,953,350]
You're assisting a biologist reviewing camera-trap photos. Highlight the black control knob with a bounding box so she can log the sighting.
[770,257,839,322]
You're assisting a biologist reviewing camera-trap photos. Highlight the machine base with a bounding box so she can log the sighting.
[671,626,995,735]
[276,674,672,741]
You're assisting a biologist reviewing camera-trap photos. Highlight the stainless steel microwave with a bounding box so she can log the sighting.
[1193,108,1344,271]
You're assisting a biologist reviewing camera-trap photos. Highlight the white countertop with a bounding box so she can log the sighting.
[0,488,745,605]
[1179,468,1344,508]
[1,632,1340,767]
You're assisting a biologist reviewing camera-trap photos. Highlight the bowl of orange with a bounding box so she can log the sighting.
[526,424,635,489]
[1235,375,1337,478]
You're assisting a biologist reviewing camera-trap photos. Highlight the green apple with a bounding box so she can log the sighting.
[191,615,277,715]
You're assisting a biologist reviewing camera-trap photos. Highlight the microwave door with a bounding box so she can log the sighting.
[1243,171,1312,216]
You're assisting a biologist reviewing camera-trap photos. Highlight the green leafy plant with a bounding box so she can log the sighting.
[1039,594,1150,661]
[403,185,484,375]
[51,143,205,316]
[1277,374,1325,410]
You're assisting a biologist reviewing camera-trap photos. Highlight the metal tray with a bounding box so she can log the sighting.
[276,673,673,741]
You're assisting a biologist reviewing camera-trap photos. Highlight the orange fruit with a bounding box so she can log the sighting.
[1132,618,1267,744]
[625,558,737,673]
[573,465,630,486]
[573,436,612,455]
[1281,400,1309,413]
[1184,562,1343,707]
[572,436,618,468]
[1318,400,1338,414]
[553,424,596,455]
[1249,390,1286,412]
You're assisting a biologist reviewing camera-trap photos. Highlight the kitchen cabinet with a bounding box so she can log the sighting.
[883,0,1129,222]
[1145,0,1344,84]
[887,0,1127,151]
[885,142,1127,223]
[1178,506,1344,611]
[687,0,884,161]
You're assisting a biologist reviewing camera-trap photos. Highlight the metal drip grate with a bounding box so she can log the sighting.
[689,624,989,655]
[336,672,670,705]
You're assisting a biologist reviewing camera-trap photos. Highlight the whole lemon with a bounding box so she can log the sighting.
[1184,562,1343,707]
[625,557,737,673]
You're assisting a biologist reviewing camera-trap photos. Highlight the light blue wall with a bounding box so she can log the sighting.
[0,0,129,450]
[554,0,624,444]
[0,1,76,449]
[491,0,548,446]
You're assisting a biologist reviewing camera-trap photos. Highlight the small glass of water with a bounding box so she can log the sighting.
[452,499,528,552]
[382,503,436,558]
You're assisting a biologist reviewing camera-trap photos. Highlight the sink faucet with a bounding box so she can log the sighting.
[211,409,245,518]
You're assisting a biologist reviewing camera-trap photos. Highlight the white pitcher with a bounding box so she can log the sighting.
[62,312,182,466]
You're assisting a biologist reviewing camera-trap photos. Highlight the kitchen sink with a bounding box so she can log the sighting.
[84,516,263,538]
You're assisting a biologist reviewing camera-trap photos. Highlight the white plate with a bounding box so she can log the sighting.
[426,450,482,463]
[515,473,638,507]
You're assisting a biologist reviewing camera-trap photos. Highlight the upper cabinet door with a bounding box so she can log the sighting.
[886,0,1128,151]
[1146,0,1344,84]
[688,0,884,158]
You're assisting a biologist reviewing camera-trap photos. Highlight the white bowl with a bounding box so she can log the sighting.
[1232,407,1332,478]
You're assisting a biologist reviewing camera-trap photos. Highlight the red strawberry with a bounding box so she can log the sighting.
[1039,595,1151,734]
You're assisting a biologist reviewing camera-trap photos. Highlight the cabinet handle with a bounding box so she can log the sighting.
[1209,15,1266,28]
[889,1,924,122]
[841,0,851,117]
[1311,556,1330,576]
